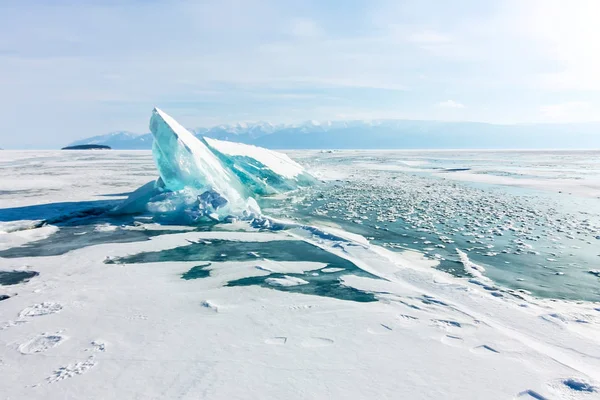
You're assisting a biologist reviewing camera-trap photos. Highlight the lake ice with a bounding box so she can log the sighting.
[0,112,599,399]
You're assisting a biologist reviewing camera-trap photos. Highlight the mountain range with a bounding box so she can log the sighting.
[67,120,600,150]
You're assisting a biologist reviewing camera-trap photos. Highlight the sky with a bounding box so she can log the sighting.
[1,0,600,148]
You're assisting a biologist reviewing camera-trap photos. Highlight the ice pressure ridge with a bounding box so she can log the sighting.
[114,108,315,221]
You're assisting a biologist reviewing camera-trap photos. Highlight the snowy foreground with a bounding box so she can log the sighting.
[1,149,600,399]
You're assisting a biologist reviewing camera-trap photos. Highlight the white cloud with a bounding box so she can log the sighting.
[438,100,465,109]
[3,0,600,148]
[515,0,600,90]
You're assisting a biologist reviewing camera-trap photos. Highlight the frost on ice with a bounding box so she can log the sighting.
[114,108,314,221]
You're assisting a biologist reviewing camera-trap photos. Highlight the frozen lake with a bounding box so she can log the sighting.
[279,150,600,301]
[1,150,599,399]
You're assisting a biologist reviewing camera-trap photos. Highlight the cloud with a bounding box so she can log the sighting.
[515,0,600,90]
[438,100,465,109]
[1,0,600,148]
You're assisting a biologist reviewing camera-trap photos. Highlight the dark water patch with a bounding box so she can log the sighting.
[0,270,39,285]
[108,239,358,267]
[0,223,206,258]
[181,263,212,280]
[227,270,377,303]
[265,173,600,302]
[111,238,379,302]
[436,259,469,277]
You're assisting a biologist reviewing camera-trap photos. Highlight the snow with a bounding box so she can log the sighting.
[2,217,599,399]
[457,248,490,281]
[265,275,309,287]
[433,169,600,199]
[321,267,345,273]
[19,332,67,354]
[0,224,58,251]
[2,147,600,399]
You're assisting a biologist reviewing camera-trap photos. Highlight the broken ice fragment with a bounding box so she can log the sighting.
[115,108,314,220]
[198,190,228,211]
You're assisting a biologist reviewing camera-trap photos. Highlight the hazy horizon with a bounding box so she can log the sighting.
[1,117,596,151]
[2,0,600,149]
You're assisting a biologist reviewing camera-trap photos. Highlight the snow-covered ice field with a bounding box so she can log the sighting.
[1,150,600,399]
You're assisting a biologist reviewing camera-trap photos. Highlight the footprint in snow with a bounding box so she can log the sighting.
[200,300,219,313]
[19,302,62,318]
[0,320,28,331]
[432,319,462,328]
[2,302,61,332]
[561,378,598,393]
[515,389,549,399]
[301,337,334,348]
[47,357,96,383]
[288,304,315,311]
[19,332,67,354]
[397,314,419,323]
[86,340,107,352]
[265,337,287,345]
[45,341,107,384]
[471,344,500,354]
[431,319,478,333]
[440,334,464,347]
[367,323,394,335]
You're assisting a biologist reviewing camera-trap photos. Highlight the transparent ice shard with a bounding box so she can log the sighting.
[204,137,315,195]
[114,108,313,222]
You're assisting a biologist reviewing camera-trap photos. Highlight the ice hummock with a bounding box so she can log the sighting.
[204,137,314,195]
[113,108,314,221]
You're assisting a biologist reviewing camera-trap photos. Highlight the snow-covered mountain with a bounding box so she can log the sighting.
[68,131,153,150]
[67,121,600,150]
[192,121,283,143]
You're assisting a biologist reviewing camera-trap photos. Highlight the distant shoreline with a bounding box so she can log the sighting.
[61,144,112,150]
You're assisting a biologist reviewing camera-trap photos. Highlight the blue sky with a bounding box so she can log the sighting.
[1,0,599,148]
